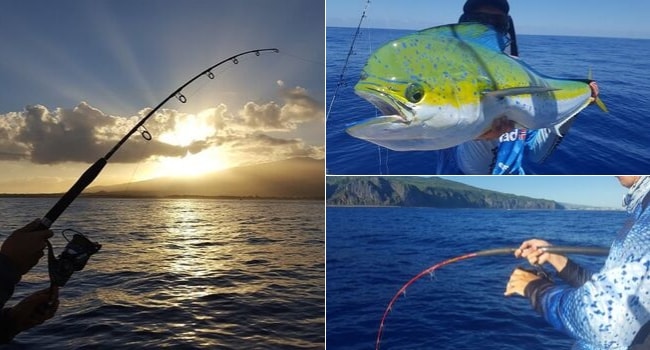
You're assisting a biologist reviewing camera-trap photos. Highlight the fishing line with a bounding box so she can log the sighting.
[278,51,324,66]
[375,245,610,350]
[39,48,280,289]
[327,1,395,174]
[179,55,252,104]
[326,0,371,122]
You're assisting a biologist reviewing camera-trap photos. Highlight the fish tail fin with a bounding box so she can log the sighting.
[594,96,609,113]
[586,70,608,113]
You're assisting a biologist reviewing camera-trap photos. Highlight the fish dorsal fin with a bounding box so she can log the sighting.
[418,23,505,52]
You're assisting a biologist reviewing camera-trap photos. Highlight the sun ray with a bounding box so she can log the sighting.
[153,147,229,178]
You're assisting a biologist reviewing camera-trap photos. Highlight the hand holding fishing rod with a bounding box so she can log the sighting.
[31,48,279,288]
[514,238,572,273]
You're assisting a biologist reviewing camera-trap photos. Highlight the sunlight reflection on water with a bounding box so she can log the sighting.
[0,197,324,349]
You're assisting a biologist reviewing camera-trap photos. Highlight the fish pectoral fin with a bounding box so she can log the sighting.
[482,86,559,98]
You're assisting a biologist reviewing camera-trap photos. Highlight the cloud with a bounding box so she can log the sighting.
[237,85,324,131]
[0,84,323,165]
[9,102,196,164]
[221,134,324,165]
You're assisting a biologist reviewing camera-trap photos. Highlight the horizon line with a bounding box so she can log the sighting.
[326,25,650,41]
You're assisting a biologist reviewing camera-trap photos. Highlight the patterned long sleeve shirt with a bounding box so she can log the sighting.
[525,179,650,349]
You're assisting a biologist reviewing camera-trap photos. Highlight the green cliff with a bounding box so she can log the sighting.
[326,177,565,209]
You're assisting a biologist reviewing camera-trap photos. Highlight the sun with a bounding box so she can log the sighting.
[153,147,230,178]
[149,112,231,178]
[158,113,215,147]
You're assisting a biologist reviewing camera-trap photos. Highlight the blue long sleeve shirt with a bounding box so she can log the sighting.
[441,128,563,175]
[525,187,650,349]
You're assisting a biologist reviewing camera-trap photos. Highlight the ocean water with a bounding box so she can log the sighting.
[326,26,650,174]
[326,207,627,349]
[0,198,324,349]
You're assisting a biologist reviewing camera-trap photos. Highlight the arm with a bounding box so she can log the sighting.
[524,128,563,164]
[0,221,55,343]
[523,277,569,331]
[511,242,649,345]
[557,259,593,288]
[0,254,23,343]
[0,287,59,343]
[0,253,21,308]
[515,239,594,287]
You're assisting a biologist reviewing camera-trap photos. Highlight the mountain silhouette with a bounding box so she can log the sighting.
[88,157,324,199]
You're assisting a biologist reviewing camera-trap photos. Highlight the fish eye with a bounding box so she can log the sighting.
[405,83,424,103]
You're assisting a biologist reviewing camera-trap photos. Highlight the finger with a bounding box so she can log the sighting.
[34,229,54,240]
[19,219,43,232]
[536,252,550,265]
[521,247,537,258]
[513,267,530,276]
[42,229,54,239]
[516,240,534,254]
[527,251,543,265]
[34,250,44,265]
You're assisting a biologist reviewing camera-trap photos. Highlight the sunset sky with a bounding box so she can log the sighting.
[0,0,324,193]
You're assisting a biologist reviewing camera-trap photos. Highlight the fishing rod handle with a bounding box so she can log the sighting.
[39,158,107,228]
[540,246,610,256]
[474,246,610,257]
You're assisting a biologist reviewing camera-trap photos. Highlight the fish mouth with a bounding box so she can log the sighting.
[356,88,413,125]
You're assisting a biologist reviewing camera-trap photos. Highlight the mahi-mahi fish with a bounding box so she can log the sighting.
[346,23,607,151]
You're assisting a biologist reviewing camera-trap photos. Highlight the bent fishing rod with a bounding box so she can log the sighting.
[39,48,279,288]
[375,245,610,350]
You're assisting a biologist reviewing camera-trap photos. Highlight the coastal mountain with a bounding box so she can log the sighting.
[87,157,324,199]
[327,176,565,209]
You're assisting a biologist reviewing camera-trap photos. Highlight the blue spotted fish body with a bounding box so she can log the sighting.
[539,187,650,349]
[346,23,604,151]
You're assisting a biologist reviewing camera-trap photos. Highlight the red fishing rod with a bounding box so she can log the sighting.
[375,245,610,350]
[36,48,280,288]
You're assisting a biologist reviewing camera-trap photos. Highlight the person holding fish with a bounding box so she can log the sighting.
[346,0,605,174]
[505,176,650,349]
[451,0,601,174]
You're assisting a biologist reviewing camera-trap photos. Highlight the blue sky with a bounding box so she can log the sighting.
[0,0,324,193]
[439,176,630,208]
[327,0,650,39]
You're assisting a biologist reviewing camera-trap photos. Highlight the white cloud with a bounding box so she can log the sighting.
[237,85,324,131]
[0,85,323,165]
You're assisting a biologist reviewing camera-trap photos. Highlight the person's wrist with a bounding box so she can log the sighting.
[548,255,568,272]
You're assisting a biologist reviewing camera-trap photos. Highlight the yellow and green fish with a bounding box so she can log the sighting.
[346,23,607,151]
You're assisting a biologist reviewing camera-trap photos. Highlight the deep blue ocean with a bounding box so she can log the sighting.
[0,198,324,349]
[326,207,626,349]
[326,26,650,175]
